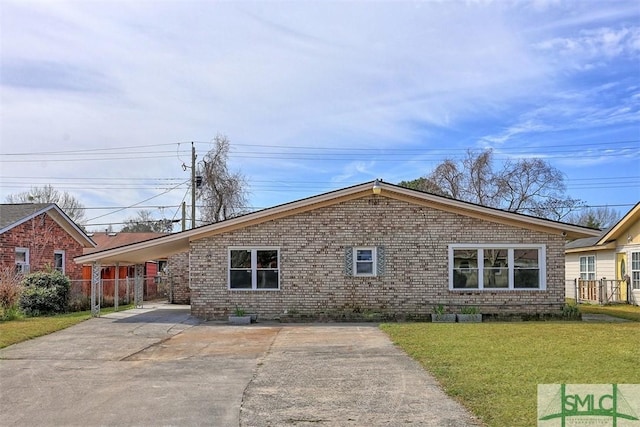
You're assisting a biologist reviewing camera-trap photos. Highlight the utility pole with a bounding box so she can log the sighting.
[181,201,186,231]
[191,142,197,229]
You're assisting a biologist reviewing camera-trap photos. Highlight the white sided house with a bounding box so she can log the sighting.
[565,202,640,306]
[76,181,599,320]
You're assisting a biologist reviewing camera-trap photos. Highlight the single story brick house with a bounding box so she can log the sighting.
[75,181,599,320]
[565,202,639,305]
[1,203,95,281]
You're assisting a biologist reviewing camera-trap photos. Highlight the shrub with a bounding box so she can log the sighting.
[0,268,23,320]
[562,303,581,320]
[461,306,479,315]
[20,271,70,316]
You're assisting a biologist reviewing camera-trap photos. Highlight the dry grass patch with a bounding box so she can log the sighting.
[381,322,640,427]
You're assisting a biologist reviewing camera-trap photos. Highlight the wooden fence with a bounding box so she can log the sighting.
[575,278,627,305]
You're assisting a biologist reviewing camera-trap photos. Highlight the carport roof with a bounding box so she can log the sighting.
[74,180,601,265]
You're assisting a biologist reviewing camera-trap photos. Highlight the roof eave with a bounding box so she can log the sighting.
[595,202,640,245]
[565,242,617,254]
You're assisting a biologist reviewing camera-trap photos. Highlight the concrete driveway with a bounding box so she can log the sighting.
[0,303,481,426]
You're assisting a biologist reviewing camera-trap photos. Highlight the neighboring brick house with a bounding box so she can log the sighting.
[76,181,600,320]
[0,203,95,281]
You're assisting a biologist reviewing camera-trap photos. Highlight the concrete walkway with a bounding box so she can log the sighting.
[0,304,481,426]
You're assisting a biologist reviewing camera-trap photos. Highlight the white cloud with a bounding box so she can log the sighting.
[1,0,638,222]
[535,26,640,61]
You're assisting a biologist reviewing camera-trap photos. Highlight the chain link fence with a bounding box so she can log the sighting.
[68,275,169,312]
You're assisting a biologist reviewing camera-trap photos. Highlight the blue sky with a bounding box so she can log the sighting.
[1,0,638,231]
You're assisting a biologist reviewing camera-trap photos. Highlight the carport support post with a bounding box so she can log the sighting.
[125,277,130,304]
[91,262,101,317]
[114,262,119,311]
[134,264,144,308]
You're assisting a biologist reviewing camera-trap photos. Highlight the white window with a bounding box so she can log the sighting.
[229,248,279,290]
[54,250,65,274]
[632,252,640,290]
[579,255,596,280]
[15,247,30,274]
[354,247,377,276]
[449,245,545,290]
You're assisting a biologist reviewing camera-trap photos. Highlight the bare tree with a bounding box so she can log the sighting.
[198,134,249,223]
[431,159,465,199]
[495,157,576,217]
[399,149,584,220]
[463,150,498,206]
[566,206,621,229]
[6,185,86,225]
[121,210,174,233]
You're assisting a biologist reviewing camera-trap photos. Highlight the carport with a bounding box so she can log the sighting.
[75,230,195,316]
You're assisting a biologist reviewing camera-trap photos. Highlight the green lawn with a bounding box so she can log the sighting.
[0,305,133,349]
[381,321,640,427]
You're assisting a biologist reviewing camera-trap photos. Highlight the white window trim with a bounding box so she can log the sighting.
[579,255,596,281]
[353,247,377,277]
[54,250,66,274]
[228,247,280,291]
[631,251,640,290]
[15,247,30,273]
[449,244,546,291]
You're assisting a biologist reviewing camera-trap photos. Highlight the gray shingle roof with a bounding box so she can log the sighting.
[565,235,602,249]
[0,203,54,231]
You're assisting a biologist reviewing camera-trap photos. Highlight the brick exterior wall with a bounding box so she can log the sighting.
[190,195,566,320]
[0,212,85,281]
[168,251,190,304]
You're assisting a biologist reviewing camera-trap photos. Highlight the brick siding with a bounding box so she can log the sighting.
[168,251,190,304]
[190,195,566,320]
[0,212,85,281]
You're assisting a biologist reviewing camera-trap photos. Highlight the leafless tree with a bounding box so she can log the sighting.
[399,149,584,220]
[463,150,498,206]
[121,210,174,233]
[6,185,86,225]
[197,134,249,223]
[566,206,621,229]
[496,157,572,215]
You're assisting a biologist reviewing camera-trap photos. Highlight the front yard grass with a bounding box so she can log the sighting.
[0,305,133,349]
[381,322,640,427]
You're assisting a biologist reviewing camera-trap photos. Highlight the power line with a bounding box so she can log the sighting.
[84,179,189,222]
[2,142,180,156]
[2,139,638,157]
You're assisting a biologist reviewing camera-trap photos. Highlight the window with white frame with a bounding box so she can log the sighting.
[579,255,596,281]
[229,248,279,290]
[450,245,545,290]
[354,247,377,276]
[54,250,65,274]
[15,247,29,274]
[632,252,640,290]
